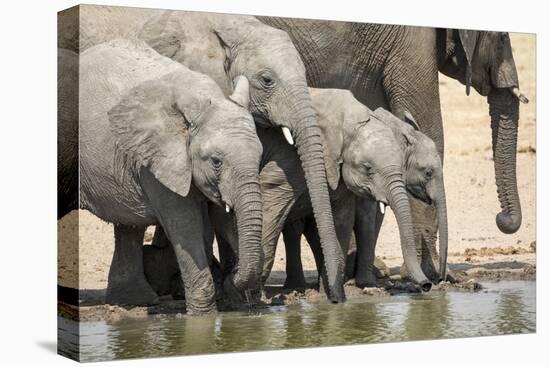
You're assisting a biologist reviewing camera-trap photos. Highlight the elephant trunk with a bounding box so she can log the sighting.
[229,177,263,292]
[433,179,449,282]
[280,86,345,303]
[385,169,431,291]
[488,88,522,234]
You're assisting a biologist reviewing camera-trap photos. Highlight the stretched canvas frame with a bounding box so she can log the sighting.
[57,4,536,362]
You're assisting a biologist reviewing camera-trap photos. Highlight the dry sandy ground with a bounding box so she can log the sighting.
[58,33,536,292]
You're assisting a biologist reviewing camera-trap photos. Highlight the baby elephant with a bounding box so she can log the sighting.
[283,102,448,290]
[215,88,435,292]
[78,39,263,315]
[144,88,441,297]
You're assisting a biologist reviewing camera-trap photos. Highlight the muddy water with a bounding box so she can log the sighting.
[58,281,535,362]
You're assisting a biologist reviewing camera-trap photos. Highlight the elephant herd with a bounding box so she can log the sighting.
[57,6,528,315]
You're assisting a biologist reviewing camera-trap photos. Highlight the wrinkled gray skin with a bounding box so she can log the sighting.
[218,89,435,291]
[77,39,263,315]
[136,10,345,302]
[145,89,436,294]
[259,18,526,280]
[284,109,447,289]
[59,5,345,302]
[57,48,78,219]
[58,5,163,53]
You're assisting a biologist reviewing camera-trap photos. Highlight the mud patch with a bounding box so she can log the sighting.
[453,242,536,258]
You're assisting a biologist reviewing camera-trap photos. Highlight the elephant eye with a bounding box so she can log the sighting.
[424,168,433,179]
[260,72,275,87]
[363,163,373,174]
[211,157,223,170]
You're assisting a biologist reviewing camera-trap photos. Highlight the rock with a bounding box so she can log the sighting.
[362,287,387,296]
[465,278,482,291]
[373,256,390,278]
[524,264,536,275]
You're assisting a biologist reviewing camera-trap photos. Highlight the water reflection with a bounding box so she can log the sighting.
[59,281,535,362]
[404,293,451,340]
[494,286,536,335]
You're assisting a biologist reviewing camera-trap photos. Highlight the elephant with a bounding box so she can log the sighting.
[57,5,163,53]
[258,18,527,281]
[77,38,263,315]
[144,88,435,294]
[57,48,78,219]
[136,9,345,302]
[283,108,447,289]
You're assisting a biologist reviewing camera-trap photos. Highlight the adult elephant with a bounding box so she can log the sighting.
[78,39,263,314]
[137,10,345,302]
[259,18,527,279]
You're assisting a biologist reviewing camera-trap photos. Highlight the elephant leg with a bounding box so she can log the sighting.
[151,225,170,248]
[302,216,323,286]
[303,193,355,296]
[214,233,241,301]
[106,224,159,306]
[260,195,298,284]
[345,233,357,281]
[141,172,216,315]
[215,233,237,277]
[282,218,307,290]
[143,243,180,297]
[160,209,216,314]
[152,203,213,252]
[355,198,384,288]
[201,200,215,260]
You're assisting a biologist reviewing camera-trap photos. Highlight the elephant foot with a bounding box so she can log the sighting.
[106,276,159,306]
[355,272,378,289]
[186,303,217,316]
[170,275,186,300]
[283,275,307,291]
[221,277,261,307]
[184,288,217,315]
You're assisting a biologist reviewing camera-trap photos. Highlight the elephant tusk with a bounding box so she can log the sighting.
[225,204,230,213]
[379,202,386,215]
[510,87,529,104]
[282,127,294,145]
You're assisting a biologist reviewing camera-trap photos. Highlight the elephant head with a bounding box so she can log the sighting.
[438,29,527,234]
[139,12,344,302]
[311,89,431,291]
[382,111,449,281]
[108,71,264,293]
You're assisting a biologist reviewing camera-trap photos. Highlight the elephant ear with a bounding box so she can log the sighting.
[373,107,417,147]
[138,11,181,59]
[321,132,342,191]
[317,110,345,191]
[213,26,240,74]
[108,78,193,198]
[458,29,479,96]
